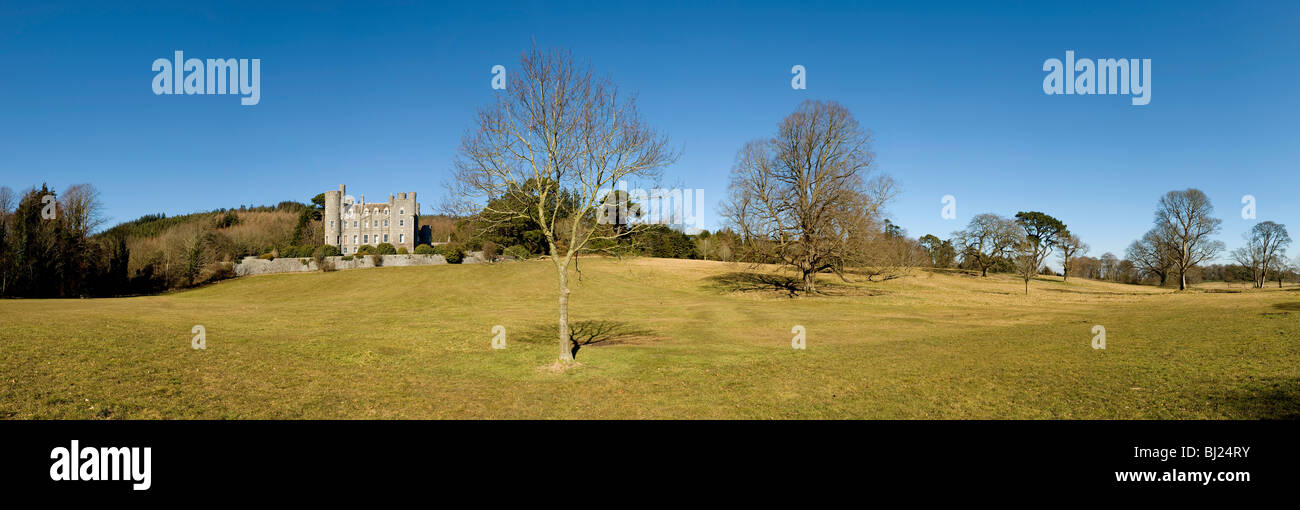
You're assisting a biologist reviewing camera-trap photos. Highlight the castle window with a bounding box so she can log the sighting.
[353,221,358,227]
[329,220,334,227]
[384,234,389,243]
[399,234,405,243]
[342,246,347,254]
[383,220,388,227]
[363,235,369,243]
[373,220,378,227]
[353,235,357,244]
[399,219,404,226]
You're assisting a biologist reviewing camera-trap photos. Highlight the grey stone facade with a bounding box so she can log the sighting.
[323,184,420,254]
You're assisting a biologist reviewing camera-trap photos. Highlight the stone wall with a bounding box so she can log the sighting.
[234,254,448,277]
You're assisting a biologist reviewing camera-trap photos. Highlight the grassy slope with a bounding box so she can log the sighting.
[1,257,1297,419]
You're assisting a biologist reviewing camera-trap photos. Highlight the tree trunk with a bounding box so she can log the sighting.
[1024,276,1029,295]
[981,265,988,277]
[802,269,816,294]
[555,258,574,362]
[1062,268,1069,283]
[1179,272,1187,291]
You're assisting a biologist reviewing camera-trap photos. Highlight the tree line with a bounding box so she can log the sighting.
[919,189,1294,290]
[0,183,341,297]
[0,184,127,297]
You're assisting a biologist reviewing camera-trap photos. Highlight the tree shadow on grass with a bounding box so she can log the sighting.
[702,271,885,298]
[1038,286,1152,296]
[517,320,657,358]
[1212,377,1300,419]
[1272,301,1300,311]
[703,271,802,297]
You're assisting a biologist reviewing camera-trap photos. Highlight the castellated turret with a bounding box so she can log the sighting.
[322,184,420,254]
[324,184,344,247]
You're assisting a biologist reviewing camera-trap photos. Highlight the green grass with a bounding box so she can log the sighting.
[2,257,1298,419]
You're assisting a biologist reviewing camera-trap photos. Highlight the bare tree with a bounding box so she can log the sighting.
[59,183,106,236]
[952,213,1019,277]
[1267,256,1292,288]
[722,100,896,293]
[1058,233,1087,283]
[1232,221,1291,288]
[0,186,13,295]
[0,186,14,217]
[1126,228,1175,286]
[448,46,675,363]
[1153,189,1224,291]
[1099,252,1119,281]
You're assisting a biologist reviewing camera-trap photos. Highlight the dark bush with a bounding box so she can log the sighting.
[214,211,241,229]
[314,245,340,257]
[436,243,465,264]
[503,245,530,260]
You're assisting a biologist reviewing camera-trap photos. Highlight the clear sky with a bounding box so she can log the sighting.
[1,1,1296,264]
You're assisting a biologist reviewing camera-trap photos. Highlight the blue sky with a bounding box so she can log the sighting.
[1,1,1296,264]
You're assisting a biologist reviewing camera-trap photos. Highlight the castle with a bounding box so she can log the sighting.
[323,184,420,254]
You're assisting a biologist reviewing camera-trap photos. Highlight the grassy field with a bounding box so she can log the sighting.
[2,257,1298,419]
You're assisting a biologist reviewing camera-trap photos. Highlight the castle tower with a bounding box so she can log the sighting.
[324,184,344,248]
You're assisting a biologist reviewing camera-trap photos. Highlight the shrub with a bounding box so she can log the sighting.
[258,252,275,260]
[371,254,384,267]
[375,243,397,255]
[312,247,329,271]
[397,246,409,254]
[314,245,340,257]
[414,244,436,254]
[481,240,500,260]
[278,245,318,258]
[503,245,530,260]
[356,245,376,255]
[436,244,465,264]
[341,255,354,261]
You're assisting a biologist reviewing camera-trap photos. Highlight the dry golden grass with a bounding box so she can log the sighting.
[1,256,1297,419]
